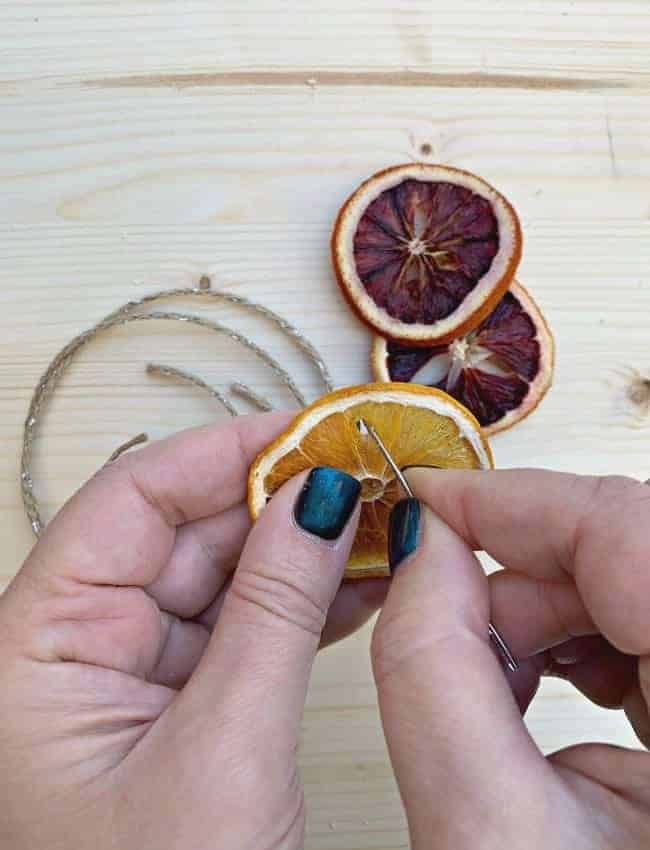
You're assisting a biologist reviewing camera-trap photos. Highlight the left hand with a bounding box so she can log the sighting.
[0,413,388,850]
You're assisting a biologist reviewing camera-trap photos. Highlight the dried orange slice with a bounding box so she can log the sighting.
[372,281,554,436]
[332,164,522,346]
[248,383,492,578]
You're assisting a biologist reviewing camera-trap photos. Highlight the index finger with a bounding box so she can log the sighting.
[406,468,650,655]
[23,412,293,588]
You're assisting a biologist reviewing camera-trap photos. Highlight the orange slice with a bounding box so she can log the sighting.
[372,281,554,436]
[248,383,492,578]
[332,164,522,346]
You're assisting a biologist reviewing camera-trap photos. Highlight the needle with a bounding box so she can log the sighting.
[356,419,414,494]
[487,623,518,673]
[357,418,519,673]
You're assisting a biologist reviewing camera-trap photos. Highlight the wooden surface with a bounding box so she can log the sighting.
[2,2,650,846]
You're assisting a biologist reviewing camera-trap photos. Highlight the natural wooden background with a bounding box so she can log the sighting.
[2,2,650,846]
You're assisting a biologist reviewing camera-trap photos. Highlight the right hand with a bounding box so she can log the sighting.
[372,469,650,849]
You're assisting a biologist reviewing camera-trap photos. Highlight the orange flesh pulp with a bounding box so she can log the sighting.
[250,385,491,577]
[354,179,500,324]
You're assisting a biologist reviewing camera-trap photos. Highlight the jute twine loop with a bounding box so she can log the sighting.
[21,283,333,536]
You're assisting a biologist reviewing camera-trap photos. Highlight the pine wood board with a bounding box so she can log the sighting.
[1,3,649,846]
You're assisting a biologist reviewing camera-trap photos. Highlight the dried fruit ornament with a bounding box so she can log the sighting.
[371,281,554,435]
[332,163,522,345]
[249,382,492,578]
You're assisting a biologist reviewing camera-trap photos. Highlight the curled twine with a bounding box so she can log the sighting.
[21,284,334,536]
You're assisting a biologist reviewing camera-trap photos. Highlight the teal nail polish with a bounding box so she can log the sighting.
[294,467,361,540]
[388,498,421,572]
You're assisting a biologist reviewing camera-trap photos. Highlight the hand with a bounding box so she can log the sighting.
[372,469,650,850]
[0,414,387,850]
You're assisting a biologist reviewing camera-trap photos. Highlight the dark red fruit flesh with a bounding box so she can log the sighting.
[385,291,540,427]
[354,180,499,325]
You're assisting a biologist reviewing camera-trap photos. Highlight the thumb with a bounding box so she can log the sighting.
[372,496,546,845]
[182,466,360,750]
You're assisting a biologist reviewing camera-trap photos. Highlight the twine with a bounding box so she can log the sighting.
[21,283,334,536]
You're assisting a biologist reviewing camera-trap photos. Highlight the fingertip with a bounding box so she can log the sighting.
[388,498,421,573]
[404,467,478,542]
[239,465,363,607]
[388,499,489,629]
[293,467,361,542]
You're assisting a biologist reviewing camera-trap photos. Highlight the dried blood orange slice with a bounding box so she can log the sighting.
[248,383,492,578]
[332,163,522,345]
[371,281,554,435]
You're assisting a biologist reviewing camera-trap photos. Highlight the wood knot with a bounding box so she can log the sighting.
[627,376,650,407]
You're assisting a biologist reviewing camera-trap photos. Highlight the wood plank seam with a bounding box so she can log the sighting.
[81,69,646,92]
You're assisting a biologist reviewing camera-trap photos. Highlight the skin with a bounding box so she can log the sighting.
[0,414,388,850]
[375,468,650,849]
[1,414,649,848]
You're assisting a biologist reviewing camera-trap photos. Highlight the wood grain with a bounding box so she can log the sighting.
[1,2,649,847]
[2,86,649,225]
[2,1,650,83]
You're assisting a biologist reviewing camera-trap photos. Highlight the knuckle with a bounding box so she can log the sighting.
[230,560,328,638]
[371,611,408,685]
[577,473,649,545]
[125,464,188,527]
[586,473,638,507]
[371,604,457,687]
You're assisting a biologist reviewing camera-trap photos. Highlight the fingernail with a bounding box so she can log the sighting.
[388,498,421,572]
[294,467,361,541]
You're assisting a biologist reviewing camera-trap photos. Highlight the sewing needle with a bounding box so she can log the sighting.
[357,418,519,673]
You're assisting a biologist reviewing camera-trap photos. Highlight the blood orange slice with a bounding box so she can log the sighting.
[332,164,522,345]
[248,383,492,578]
[371,281,554,435]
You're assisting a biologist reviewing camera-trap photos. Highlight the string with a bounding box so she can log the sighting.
[21,283,334,536]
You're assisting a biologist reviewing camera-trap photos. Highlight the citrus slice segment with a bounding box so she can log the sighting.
[332,163,522,346]
[248,383,492,578]
[372,281,554,436]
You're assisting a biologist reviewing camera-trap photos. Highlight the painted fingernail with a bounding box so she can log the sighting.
[294,467,361,541]
[388,498,421,572]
